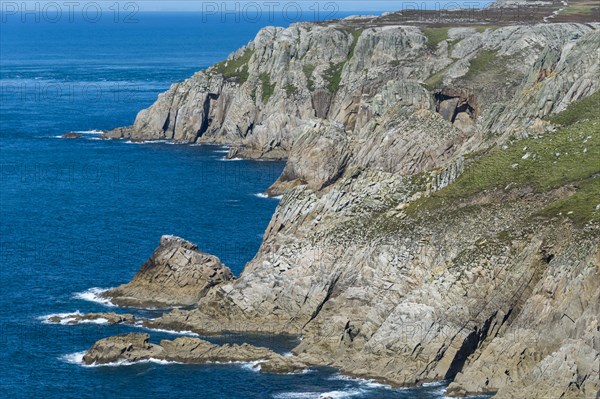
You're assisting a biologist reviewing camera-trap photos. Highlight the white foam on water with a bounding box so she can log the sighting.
[38,311,83,324]
[205,359,263,372]
[60,352,182,367]
[239,360,262,372]
[124,140,168,145]
[73,130,103,135]
[317,389,364,399]
[254,193,282,200]
[214,149,230,153]
[284,368,315,375]
[273,385,368,399]
[80,317,109,325]
[327,373,393,389]
[72,287,115,307]
[134,324,200,337]
[272,393,319,399]
[218,157,243,161]
[422,381,446,387]
[60,351,87,365]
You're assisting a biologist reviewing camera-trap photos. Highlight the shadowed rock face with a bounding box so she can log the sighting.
[102,235,233,308]
[82,333,307,373]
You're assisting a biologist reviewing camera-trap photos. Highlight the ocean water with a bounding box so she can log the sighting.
[0,10,492,399]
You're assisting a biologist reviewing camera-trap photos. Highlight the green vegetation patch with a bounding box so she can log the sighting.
[324,62,344,93]
[409,92,600,224]
[464,50,498,80]
[537,178,600,226]
[474,26,498,33]
[347,29,363,59]
[423,65,451,91]
[259,72,276,103]
[558,2,597,16]
[213,48,255,84]
[303,64,316,91]
[285,83,298,97]
[547,91,600,127]
[422,27,449,49]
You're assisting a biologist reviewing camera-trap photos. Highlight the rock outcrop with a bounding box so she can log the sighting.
[102,235,233,308]
[83,333,307,373]
[83,333,165,365]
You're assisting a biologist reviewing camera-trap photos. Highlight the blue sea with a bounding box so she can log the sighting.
[0,8,492,399]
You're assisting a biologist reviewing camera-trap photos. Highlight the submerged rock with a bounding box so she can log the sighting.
[47,312,135,325]
[102,235,233,308]
[61,132,82,139]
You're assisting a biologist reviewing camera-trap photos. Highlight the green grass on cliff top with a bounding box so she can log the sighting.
[213,48,254,84]
[422,27,449,49]
[413,92,600,226]
[548,91,600,126]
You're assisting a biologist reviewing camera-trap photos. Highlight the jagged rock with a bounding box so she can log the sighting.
[102,235,233,308]
[82,333,307,373]
[83,333,165,365]
[47,312,135,325]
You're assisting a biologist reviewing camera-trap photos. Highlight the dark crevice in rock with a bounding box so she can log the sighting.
[303,274,341,329]
[197,95,213,139]
[446,313,496,379]
[162,112,171,133]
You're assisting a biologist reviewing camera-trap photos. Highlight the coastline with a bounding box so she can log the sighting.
[48,1,600,397]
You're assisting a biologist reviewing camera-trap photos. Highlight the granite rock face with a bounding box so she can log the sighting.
[106,21,599,160]
[102,235,233,308]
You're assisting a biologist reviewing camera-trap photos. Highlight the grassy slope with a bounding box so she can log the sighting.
[412,92,600,226]
[213,48,255,84]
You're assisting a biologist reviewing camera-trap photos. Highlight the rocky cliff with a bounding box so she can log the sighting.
[94,10,600,399]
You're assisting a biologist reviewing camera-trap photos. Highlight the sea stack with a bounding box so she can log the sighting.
[102,235,234,308]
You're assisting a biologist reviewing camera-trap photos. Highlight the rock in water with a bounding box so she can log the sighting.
[82,333,165,365]
[47,312,135,325]
[82,333,307,373]
[103,235,233,308]
[61,132,82,139]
